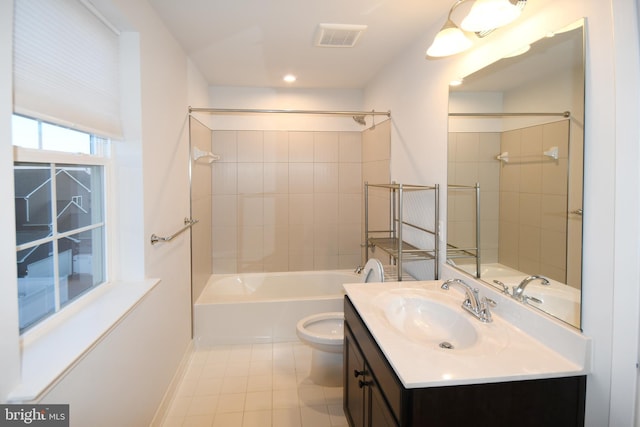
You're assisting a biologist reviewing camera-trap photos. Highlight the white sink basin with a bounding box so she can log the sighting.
[372,288,509,354]
[374,290,478,350]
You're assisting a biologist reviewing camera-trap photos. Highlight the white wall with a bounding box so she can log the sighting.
[364,0,640,425]
[0,0,21,404]
[0,0,208,425]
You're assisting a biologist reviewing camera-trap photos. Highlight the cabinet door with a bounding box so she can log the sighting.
[368,380,398,427]
[345,329,366,427]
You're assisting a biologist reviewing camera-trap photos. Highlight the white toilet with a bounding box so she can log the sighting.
[296,259,384,386]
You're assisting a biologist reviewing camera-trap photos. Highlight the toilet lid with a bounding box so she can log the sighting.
[362,258,384,283]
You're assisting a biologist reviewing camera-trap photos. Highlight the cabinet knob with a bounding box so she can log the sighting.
[354,369,366,378]
[358,380,372,388]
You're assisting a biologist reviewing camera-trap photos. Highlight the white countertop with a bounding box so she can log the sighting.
[344,280,590,389]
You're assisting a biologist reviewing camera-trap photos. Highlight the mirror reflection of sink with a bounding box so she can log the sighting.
[524,285,581,327]
[372,289,509,354]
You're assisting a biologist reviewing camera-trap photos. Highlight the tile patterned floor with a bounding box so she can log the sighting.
[160,342,348,427]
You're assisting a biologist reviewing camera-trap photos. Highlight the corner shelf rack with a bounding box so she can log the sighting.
[364,182,440,281]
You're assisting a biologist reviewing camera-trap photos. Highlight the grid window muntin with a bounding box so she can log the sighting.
[14,115,109,333]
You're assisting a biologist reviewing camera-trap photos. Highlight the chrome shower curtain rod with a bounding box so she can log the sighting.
[188,107,391,117]
[449,111,570,117]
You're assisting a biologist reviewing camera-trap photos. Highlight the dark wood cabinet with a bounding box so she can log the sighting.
[343,296,586,427]
[345,324,397,427]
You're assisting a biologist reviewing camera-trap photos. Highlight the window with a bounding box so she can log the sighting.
[14,115,109,333]
[12,0,120,334]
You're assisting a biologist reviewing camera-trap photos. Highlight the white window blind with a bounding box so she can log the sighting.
[13,0,122,138]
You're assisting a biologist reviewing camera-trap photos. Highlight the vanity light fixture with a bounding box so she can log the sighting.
[426,1,472,58]
[426,0,527,58]
[426,17,473,57]
[283,74,297,83]
[460,0,524,33]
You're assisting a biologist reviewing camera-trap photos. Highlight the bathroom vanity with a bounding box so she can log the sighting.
[343,281,588,427]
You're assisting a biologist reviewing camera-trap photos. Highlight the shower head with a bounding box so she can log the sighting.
[353,115,366,126]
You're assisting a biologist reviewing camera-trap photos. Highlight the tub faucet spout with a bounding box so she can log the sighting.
[354,265,364,274]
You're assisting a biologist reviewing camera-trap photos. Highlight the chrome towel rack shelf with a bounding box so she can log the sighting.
[150,218,198,245]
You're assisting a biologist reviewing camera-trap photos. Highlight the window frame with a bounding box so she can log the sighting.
[13,121,112,336]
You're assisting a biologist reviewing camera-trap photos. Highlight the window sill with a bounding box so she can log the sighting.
[8,279,161,403]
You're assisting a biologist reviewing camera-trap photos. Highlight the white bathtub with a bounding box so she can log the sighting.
[194,270,361,346]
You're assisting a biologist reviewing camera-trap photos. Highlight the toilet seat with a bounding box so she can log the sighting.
[361,258,385,283]
[296,312,344,351]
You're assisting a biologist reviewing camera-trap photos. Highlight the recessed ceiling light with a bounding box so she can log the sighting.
[283,74,297,83]
[449,78,464,86]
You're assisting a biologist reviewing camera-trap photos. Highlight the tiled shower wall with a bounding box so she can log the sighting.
[448,132,501,264]
[448,120,571,283]
[211,130,363,273]
[498,120,570,282]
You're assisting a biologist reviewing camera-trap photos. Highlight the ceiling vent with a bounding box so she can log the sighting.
[315,23,368,48]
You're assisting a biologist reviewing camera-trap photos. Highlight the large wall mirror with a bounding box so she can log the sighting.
[447,19,585,329]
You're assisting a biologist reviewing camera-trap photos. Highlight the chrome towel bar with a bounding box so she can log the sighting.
[150,218,198,245]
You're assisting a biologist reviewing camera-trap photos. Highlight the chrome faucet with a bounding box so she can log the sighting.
[354,265,364,274]
[512,275,550,302]
[441,278,493,323]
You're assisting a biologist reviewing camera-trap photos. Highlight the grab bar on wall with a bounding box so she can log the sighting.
[150,218,199,245]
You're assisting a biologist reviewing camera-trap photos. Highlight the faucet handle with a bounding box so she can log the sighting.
[479,296,495,323]
[523,295,543,305]
[493,280,510,295]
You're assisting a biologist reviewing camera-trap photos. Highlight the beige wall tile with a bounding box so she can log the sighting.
[238,194,264,226]
[237,130,264,162]
[519,193,542,227]
[314,194,339,224]
[212,130,238,162]
[238,163,264,194]
[209,128,370,272]
[212,195,238,226]
[264,131,288,162]
[288,163,314,193]
[339,163,361,194]
[288,132,314,161]
[263,226,289,272]
[313,163,339,193]
[339,132,362,162]
[542,158,568,195]
[339,194,361,224]
[313,132,339,162]
[289,194,314,225]
[518,225,541,263]
[212,163,237,195]
[263,163,288,194]
[455,132,480,162]
[263,194,289,226]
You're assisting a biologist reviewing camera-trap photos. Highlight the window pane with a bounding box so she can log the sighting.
[17,242,55,332]
[14,163,53,245]
[56,165,104,233]
[12,115,39,149]
[42,122,91,154]
[60,227,105,308]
